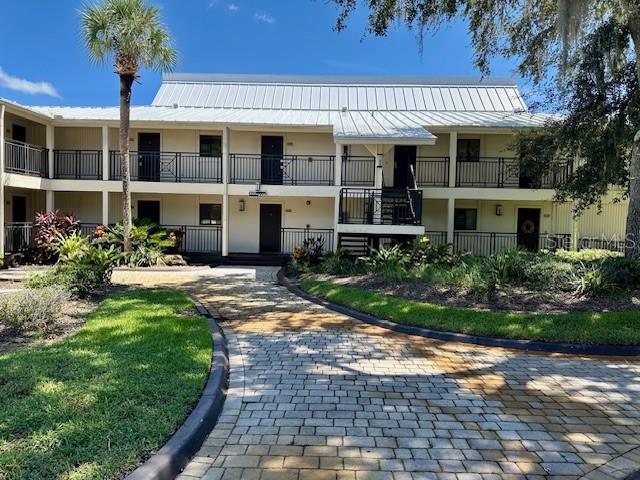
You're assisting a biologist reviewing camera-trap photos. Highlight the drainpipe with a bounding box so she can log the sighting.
[0,104,5,256]
[46,124,54,180]
[333,143,342,252]
[102,125,109,181]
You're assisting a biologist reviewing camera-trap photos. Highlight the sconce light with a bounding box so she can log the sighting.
[495,204,503,216]
[239,199,245,212]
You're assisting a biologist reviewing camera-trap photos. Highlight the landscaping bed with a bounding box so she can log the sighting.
[0,289,212,480]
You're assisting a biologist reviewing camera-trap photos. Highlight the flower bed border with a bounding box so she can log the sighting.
[278,270,640,357]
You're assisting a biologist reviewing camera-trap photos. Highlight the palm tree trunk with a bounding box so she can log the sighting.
[119,74,134,253]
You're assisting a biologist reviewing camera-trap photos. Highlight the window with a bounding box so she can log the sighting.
[200,135,222,157]
[199,204,222,225]
[454,208,477,231]
[457,139,480,162]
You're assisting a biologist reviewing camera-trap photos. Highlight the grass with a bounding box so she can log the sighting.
[303,279,640,345]
[0,289,212,480]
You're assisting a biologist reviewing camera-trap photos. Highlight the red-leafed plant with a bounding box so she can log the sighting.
[33,211,80,263]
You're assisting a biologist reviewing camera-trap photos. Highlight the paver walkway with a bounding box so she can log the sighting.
[114,266,640,480]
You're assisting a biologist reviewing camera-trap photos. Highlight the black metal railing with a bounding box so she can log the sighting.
[341,155,376,186]
[424,231,448,246]
[78,223,101,237]
[230,154,335,185]
[281,228,334,254]
[163,225,222,254]
[578,236,626,253]
[110,151,222,183]
[339,188,423,225]
[54,150,102,180]
[455,157,572,189]
[5,222,34,253]
[415,157,450,187]
[4,140,49,178]
[453,232,572,256]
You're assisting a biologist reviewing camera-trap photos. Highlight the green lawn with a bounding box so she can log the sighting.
[0,289,212,480]
[303,279,640,345]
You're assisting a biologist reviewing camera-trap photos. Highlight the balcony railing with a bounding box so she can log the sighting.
[230,154,335,186]
[424,231,448,246]
[4,222,34,253]
[339,188,423,225]
[341,156,376,186]
[281,228,334,254]
[163,225,222,254]
[453,231,572,256]
[4,140,49,178]
[455,157,572,189]
[110,151,222,183]
[54,150,102,180]
[415,157,450,187]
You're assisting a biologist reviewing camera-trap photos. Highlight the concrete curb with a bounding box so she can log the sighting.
[278,270,640,357]
[125,300,229,480]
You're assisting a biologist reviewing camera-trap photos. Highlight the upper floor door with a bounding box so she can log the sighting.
[138,133,161,181]
[394,145,417,189]
[261,136,284,185]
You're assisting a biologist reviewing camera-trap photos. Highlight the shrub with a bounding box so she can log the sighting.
[33,211,80,263]
[98,221,175,267]
[555,248,623,263]
[492,249,530,285]
[127,244,166,267]
[292,245,310,266]
[0,287,70,335]
[360,245,410,279]
[408,236,454,266]
[28,263,109,298]
[303,236,325,265]
[570,261,616,296]
[317,248,366,276]
[51,232,91,263]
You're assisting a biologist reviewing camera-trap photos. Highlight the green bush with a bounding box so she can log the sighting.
[555,248,623,263]
[0,287,70,335]
[360,244,410,279]
[317,248,366,276]
[570,261,616,296]
[51,231,91,262]
[28,263,109,298]
[408,236,454,266]
[98,221,175,267]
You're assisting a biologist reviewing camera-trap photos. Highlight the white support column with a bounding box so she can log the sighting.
[222,126,230,257]
[46,125,54,179]
[446,197,456,249]
[448,131,458,188]
[335,143,343,187]
[102,191,109,226]
[571,206,580,251]
[102,125,109,181]
[0,104,5,255]
[45,190,54,212]
[375,150,384,189]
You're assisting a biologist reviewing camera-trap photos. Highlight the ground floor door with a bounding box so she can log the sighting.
[517,208,541,252]
[393,145,417,188]
[261,136,284,185]
[259,204,282,253]
[138,200,161,225]
[138,133,161,181]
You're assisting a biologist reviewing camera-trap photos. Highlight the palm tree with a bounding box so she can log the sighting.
[81,0,177,252]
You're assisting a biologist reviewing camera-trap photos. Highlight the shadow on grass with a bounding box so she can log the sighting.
[0,289,212,480]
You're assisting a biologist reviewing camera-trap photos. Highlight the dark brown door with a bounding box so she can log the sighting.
[138,133,161,181]
[259,204,282,253]
[12,196,27,222]
[517,208,541,252]
[394,145,417,188]
[138,200,161,225]
[261,136,284,185]
[12,125,26,143]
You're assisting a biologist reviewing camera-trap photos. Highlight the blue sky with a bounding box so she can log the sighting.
[0,0,524,107]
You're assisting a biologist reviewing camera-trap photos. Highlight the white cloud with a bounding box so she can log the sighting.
[227,3,239,12]
[254,11,275,24]
[0,67,60,98]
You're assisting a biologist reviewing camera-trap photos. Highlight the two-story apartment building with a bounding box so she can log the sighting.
[0,73,629,258]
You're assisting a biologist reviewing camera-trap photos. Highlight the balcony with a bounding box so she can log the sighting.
[453,231,572,256]
[4,140,49,178]
[230,154,335,186]
[339,188,423,226]
[415,157,450,187]
[110,151,222,183]
[455,157,572,189]
[281,228,334,253]
[54,150,102,180]
[341,156,376,186]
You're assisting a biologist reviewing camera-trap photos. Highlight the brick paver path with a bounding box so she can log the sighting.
[114,266,640,480]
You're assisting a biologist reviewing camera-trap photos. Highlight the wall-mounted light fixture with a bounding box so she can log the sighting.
[495,204,503,216]
[239,199,246,212]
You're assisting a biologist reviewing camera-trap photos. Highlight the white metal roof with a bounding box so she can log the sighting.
[5,73,551,144]
[152,74,527,113]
